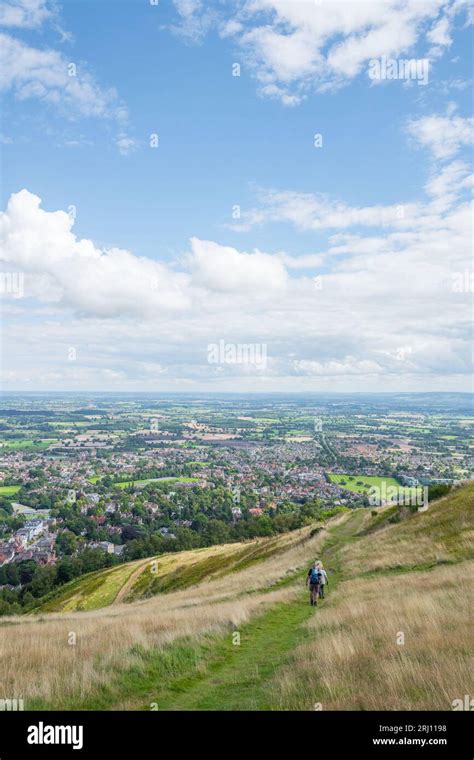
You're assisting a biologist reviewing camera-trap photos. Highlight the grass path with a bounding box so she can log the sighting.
[25,490,473,711]
[150,599,314,710]
[30,511,366,711]
[66,511,365,711]
[113,560,149,604]
[62,572,319,710]
[42,586,317,711]
[144,513,366,711]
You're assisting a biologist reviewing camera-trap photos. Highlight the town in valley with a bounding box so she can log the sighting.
[0,392,472,614]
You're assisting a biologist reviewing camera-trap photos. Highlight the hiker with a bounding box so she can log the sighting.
[317,562,328,599]
[307,561,321,606]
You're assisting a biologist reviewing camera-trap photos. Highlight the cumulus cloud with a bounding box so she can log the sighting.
[171,0,469,103]
[0,191,290,318]
[189,237,287,293]
[0,190,191,317]
[407,110,474,160]
[0,185,471,391]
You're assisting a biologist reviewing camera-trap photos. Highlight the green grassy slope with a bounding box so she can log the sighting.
[121,487,471,711]
[30,510,368,710]
[20,482,473,711]
[32,526,324,613]
[340,480,474,575]
[33,559,150,613]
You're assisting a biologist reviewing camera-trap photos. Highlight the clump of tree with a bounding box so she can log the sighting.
[428,483,452,501]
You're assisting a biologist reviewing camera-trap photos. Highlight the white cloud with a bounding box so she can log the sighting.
[115,133,139,156]
[407,111,474,159]
[228,177,474,236]
[0,0,52,29]
[171,0,217,43]
[0,32,128,121]
[293,357,385,376]
[229,189,420,232]
[171,0,469,103]
[0,186,471,391]
[0,190,191,317]
[189,237,287,293]
[427,15,452,47]
[424,159,473,211]
[0,3,135,151]
[229,108,474,235]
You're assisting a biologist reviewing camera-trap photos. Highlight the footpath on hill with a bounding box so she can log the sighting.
[78,510,366,711]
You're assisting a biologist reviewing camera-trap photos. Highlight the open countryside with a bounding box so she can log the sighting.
[0,392,472,712]
[0,481,471,710]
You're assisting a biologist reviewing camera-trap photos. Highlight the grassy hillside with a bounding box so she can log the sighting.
[273,483,474,710]
[34,558,152,613]
[1,481,472,711]
[33,527,322,613]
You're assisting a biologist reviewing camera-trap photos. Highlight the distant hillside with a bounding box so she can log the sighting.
[2,481,472,711]
[31,523,328,613]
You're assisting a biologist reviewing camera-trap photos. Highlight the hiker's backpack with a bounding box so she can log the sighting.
[310,568,321,584]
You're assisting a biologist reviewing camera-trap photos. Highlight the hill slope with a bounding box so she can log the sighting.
[1,481,472,711]
[33,525,326,613]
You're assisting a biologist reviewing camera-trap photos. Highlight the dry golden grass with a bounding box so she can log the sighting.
[0,520,332,706]
[37,540,260,613]
[176,520,339,602]
[0,586,297,705]
[272,560,474,710]
[3,490,471,711]
[36,518,342,612]
[339,483,474,575]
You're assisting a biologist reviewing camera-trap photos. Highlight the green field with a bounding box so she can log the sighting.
[0,485,21,495]
[0,439,55,451]
[328,473,402,494]
[50,421,90,428]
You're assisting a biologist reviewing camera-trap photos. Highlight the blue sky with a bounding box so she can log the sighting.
[0,0,473,391]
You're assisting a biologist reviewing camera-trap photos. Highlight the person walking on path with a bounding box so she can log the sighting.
[307,561,321,606]
[318,562,328,599]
